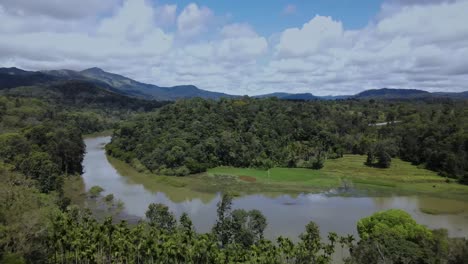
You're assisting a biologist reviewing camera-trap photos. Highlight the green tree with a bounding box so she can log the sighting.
[376,147,392,168]
[350,209,442,264]
[213,193,234,246]
[145,203,176,231]
[179,212,194,236]
[88,185,104,198]
[18,151,61,193]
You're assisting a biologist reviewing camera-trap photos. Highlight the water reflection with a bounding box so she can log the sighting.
[83,136,468,240]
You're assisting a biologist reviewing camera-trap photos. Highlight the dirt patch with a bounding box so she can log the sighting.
[239,175,257,183]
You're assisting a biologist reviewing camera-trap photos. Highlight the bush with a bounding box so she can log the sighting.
[88,185,104,198]
[104,193,114,203]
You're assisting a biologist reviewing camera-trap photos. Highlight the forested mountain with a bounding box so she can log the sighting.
[255,93,318,100]
[0,67,58,89]
[255,88,468,100]
[353,88,468,100]
[355,88,431,99]
[2,67,467,101]
[258,89,468,100]
[80,67,235,100]
[45,67,235,100]
[0,80,169,111]
[433,91,468,99]
[107,97,468,183]
[0,67,234,100]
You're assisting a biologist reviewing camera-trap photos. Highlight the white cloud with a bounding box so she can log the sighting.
[155,4,177,27]
[0,0,172,71]
[377,1,468,46]
[0,0,468,95]
[217,37,268,61]
[98,0,154,39]
[221,23,258,38]
[177,3,213,37]
[264,1,468,95]
[0,0,118,19]
[276,15,344,58]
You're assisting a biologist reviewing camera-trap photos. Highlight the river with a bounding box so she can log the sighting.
[82,136,468,240]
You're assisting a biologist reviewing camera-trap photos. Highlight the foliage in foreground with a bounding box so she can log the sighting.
[347,209,468,264]
[48,194,340,264]
[2,171,468,264]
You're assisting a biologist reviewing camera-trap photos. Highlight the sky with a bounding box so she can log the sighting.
[0,0,467,95]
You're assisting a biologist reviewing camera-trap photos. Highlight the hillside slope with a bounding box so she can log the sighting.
[0,80,168,111]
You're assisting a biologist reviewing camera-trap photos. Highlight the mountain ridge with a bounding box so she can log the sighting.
[1,67,467,101]
[46,67,235,100]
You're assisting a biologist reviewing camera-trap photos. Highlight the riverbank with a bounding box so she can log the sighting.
[108,152,468,201]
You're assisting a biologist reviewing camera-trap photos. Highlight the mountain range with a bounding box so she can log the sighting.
[1,67,467,101]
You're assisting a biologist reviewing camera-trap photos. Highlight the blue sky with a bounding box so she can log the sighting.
[157,0,383,34]
[1,0,467,95]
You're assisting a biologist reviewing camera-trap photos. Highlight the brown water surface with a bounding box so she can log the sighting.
[83,136,468,240]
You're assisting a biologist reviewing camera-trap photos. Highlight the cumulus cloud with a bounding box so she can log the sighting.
[262,0,468,95]
[276,15,344,58]
[0,0,467,95]
[177,3,213,37]
[148,26,268,93]
[0,0,172,72]
[155,4,177,27]
[221,23,258,38]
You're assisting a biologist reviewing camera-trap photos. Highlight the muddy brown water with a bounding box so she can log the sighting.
[83,136,468,241]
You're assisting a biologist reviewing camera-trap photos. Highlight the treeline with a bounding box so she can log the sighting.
[107,97,468,183]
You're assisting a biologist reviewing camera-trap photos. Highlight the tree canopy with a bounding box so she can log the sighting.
[108,97,468,184]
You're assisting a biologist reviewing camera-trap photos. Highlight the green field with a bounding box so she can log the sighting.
[109,154,468,201]
[208,155,468,199]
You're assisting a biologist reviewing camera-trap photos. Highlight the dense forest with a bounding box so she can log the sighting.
[107,97,468,183]
[0,86,170,263]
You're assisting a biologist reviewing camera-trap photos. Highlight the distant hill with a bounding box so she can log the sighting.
[0,80,167,111]
[353,88,468,100]
[432,91,468,99]
[282,93,317,100]
[0,67,235,101]
[354,88,431,99]
[1,67,467,101]
[254,92,292,99]
[254,92,318,100]
[62,67,235,100]
[256,88,468,101]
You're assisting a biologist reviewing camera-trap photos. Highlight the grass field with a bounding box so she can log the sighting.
[108,153,468,201]
[208,155,468,200]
